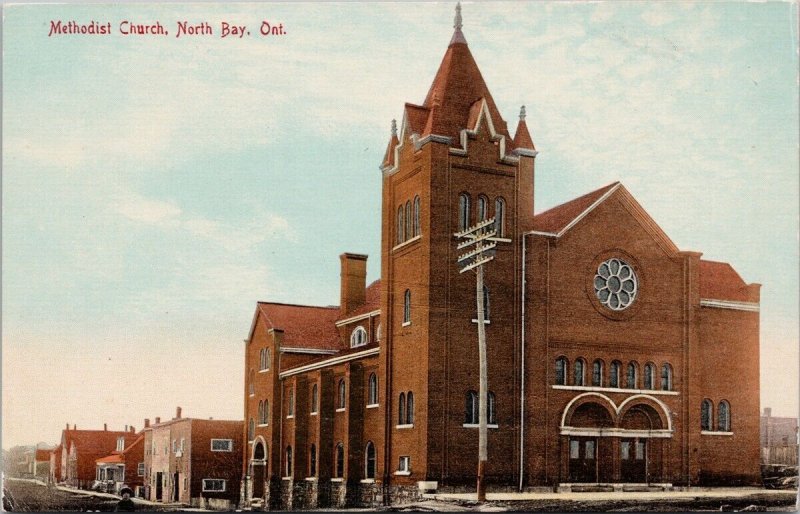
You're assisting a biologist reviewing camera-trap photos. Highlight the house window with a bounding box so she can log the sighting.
[405,200,412,241]
[701,399,713,431]
[626,362,638,389]
[249,369,255,396]
[488,391,496,425]
[458,193,471,231]
[403,289,411,324]
[350,326,367,348]
[285,446,293,477]
[574,358,585,386]
[661,363,672,391]
[287,386,294,416]
[173,439,178,453]
[592,360,603,387]
[398,393,406,425]
[465,390,478,424]
[413,195,420,237]
[117,437,125,452]
[311,384,319,414]
[338,379,347,409]
[406,392,414,424]
[365,442,376,479]
[368,373,378,406]
[555,357,568,385]
[610,361,621,388]
[397,205,404,244]
[211,439,233,452]
[718,400,731,432]
[137,463,144,477]
[202,479,226,492]
[477,195,488,222]
[398,456,410,473]
[494,197,505,237]
[335,443,345,478]
[248,419,255,442]
[180,438,185,452]
[644,363,655,390]
[309,444,317,477]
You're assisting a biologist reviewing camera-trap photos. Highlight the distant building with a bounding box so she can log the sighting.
[59,424,139,489]
[761,408,799,466]
[49,444,63,484]
[33,448,50,479]
[95,433,145,495]
[142,408,243,510]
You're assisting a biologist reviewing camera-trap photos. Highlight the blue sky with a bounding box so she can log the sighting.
[3,2,798,448]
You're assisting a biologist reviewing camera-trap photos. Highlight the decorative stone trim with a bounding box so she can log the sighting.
[700,299,759,312]
[552,384,679,396]
[701,430,734,436]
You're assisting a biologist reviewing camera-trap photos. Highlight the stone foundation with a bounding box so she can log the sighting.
[242,479,423,510]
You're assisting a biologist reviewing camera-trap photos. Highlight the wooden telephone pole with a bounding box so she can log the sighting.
[456,217,497,502]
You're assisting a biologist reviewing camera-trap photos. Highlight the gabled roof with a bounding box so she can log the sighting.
[95,453,123,464]
[532,182,620,235]
[63,429,138,455]
[95,434,143,464]
[699,260,754,302]
[256,302,342,351]
[339,280,381,321]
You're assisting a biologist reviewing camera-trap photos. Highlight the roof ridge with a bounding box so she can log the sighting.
[257,301,339,310]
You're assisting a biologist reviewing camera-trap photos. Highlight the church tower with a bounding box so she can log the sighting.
[378,3,537,488]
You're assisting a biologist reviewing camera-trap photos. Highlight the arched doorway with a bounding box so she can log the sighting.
[619,403,664,483]
[251,440,267,500]
[567,402,614,483]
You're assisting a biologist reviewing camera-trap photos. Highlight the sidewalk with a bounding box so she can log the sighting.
[430,487,798,502]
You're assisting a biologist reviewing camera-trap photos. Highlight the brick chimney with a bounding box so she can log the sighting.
[104,424,107,431]
[66,423,69,430]
[175,406,182,419]
[155,417,161,424]
[130,426,135,434]
[124,425,128,432]
[340,253,368,315]
[144,418,150,429]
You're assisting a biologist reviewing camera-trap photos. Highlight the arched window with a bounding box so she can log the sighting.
[403,289,411,324]
[265,348,271,370]
[406,391,414,424]
[287,386,294,416]
[458,193,471,231]
[465,390,478,424]
[610,361,621,388]
[311,384,318,414]
[368,373,378,406]
[477,195,488,222]
[253,441,266,461]
[259,349,265,370]
[285,446,293,477]
[413,195,420,237]
[574,358,585,386]
[405,201,412,241]
[592,360,603,387]
[661,363,672,391]
[249,369,255,396]
[701,399,713,431]
[350,326,367,348]
[335,443,345,478]
[626,362,638,389]
[376,323,382,341]
[718,401,731,432]
[258,401,263,425]
[338,379,346,409]
[397,205,404,244]
[365,442,376,479]
[309,444,317,477]
[555,357,568,385]
[398,393,406,425]
[488,391,496,425]
[248,418,254,442]
[494,197,505,237]
[262,400,269,425]
[644,363,655,390]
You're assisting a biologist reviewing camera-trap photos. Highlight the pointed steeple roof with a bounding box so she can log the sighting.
[513,105,535,150]
[415,3,512,146]
[382,119,400,168]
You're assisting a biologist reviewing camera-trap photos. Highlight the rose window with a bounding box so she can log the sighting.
[594,258,637,310]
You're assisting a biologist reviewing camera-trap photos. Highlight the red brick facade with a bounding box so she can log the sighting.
[241,6,760,508]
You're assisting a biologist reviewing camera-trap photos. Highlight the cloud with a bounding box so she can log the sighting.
[115,192,182,226]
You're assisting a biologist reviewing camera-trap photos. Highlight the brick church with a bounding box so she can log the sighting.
[240,5,761,509]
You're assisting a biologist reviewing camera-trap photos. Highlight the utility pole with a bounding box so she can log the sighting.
[456,217,497,502]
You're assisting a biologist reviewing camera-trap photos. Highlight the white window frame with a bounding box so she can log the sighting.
[202,478,226,492]
[137,462,144,477]
[395,456,411,476]
[210,439,233,452]
[350,326,368,348]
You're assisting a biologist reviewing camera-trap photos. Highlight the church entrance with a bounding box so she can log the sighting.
[568,437,597,483]
[620,438,647,482]
[251,441,266,500]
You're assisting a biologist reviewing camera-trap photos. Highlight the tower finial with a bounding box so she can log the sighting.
[449,2,467,45]
[454,2,463,31]
[519,105,527,121]
[391,119,397,137]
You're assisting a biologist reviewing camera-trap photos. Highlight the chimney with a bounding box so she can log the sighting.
[339,253,368,315]
[176,406,182,419]
[66,423,69,430]
[144,418,150,429]
[130,426,135,434]
[155,417,161,424]
[104,424,107,431]
[124,424,128,432]
[73,424,77,430]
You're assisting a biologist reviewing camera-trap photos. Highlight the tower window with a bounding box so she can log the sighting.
[494,197,505,237]
[338,379,346,409]
[350,326,367,348]
[555,357,568,385]
[610,361,621,388]
[592,360,603,387]
[477,195,488,222]
[398,393,406,425]
[365,442,376,479]
[644,363,655,390]
[309,444,317,476]
[413,195,420,237]
[718,400,731,432]
[285,446,293,477]
[368,373,378,406]
[458,193,471,231]
[335,443,345,478]
[406,391,414,424]
[626,362,638,389]
[403,289,411,324]
[701,399,713,431]
[661,363,672,391]
[465,390,478,424]
[311,383,318,414]
[574,358,585,386]
[397,205,404,244]
[405,201,412,241]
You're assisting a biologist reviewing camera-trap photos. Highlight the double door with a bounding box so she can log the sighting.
[620,438,647,482]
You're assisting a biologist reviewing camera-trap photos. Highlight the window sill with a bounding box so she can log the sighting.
[286,415,294,419]
[281,477,293,481]
[551,384,679,396]
[701,430,733,436]
[249,393,255,397]
[394,470,411,476]
[257,424,269,428]
[366,404,379,409]
[360,478,376,484]
[310,412,318,416]
[258,369,270,373]
[396,424,414,429]
[330,477,344,483]
[401,321,411,327]
[471,319,491,324]
[336,408,346,413]
[305,477,317,482]
[392,235,421,252]
[462,423,499,429]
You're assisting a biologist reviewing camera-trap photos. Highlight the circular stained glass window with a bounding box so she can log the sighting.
[594,258,638,311]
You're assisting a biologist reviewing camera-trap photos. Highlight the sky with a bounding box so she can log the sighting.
[2,1,798,449]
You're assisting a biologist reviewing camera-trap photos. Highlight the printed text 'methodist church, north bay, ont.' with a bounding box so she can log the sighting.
[239,5,761,510]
